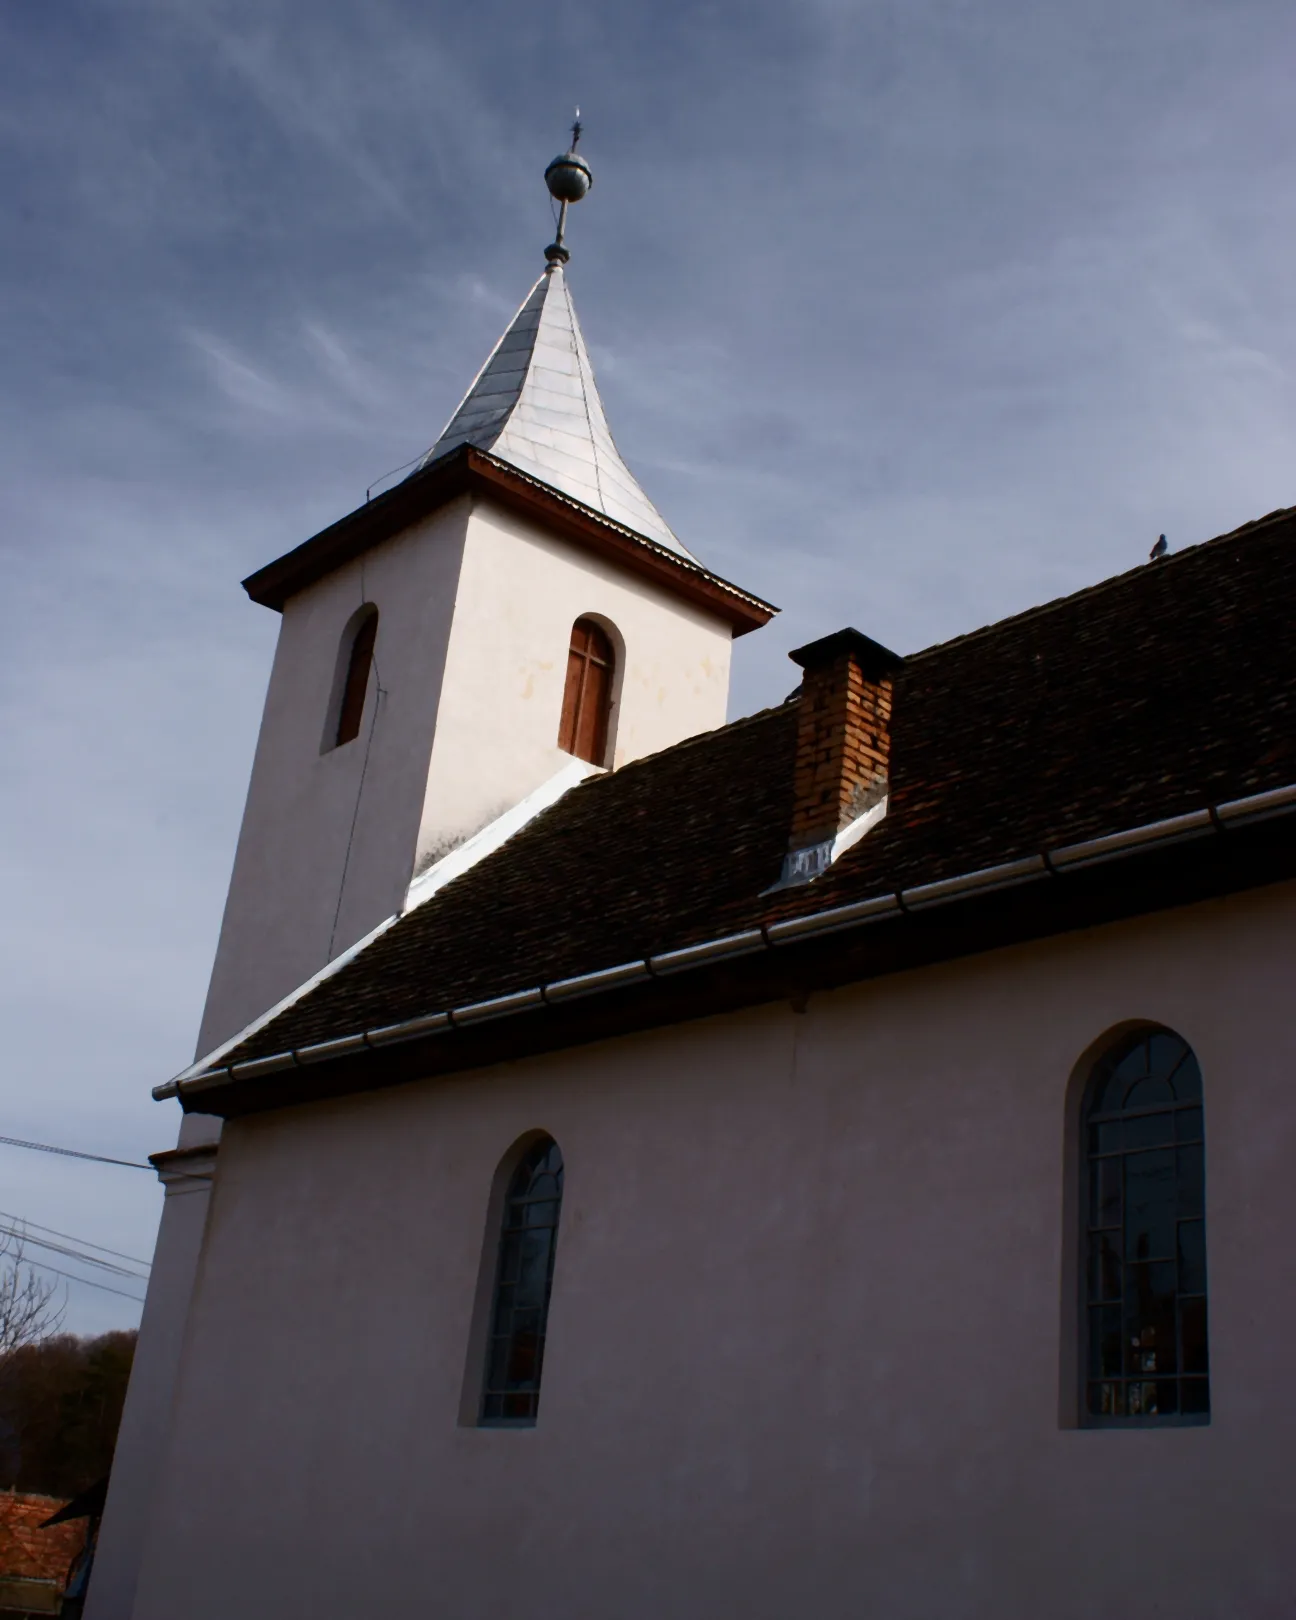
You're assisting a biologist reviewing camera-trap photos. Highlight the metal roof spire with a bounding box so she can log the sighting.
[542,111,592,270]
[410,118,691,556]
[413,119,693,557]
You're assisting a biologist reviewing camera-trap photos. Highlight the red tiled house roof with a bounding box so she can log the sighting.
[0,1492,83,1608]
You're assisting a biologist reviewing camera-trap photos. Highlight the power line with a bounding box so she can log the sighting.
[0,1224,149,1283]
[18,1255,146,1305]
[0,1133,152,1171]
[0,1210,151,1271]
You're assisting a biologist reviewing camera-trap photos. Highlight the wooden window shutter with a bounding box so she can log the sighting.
[558,617,614,765]
[335,609,378,747]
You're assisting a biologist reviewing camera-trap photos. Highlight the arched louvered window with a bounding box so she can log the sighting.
[558,617,614,765]
[1083,1027,1209,1424]
[334,606,378,748]
[480,1137,564,1425]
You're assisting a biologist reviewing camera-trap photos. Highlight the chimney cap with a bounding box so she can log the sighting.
[788,628,904,678]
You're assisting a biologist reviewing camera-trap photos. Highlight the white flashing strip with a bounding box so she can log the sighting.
[832,796,890,862]
[160,778,1296,1103]
[162,911,402,1092]
[404,757,601,914]
[767,795,889,892]
[158,760,600,1098]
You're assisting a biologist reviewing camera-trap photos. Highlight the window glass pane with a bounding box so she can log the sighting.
[1124,1111,1174,1149]
[1128,1381,1159,1416]
[1109,1039,1150,1089]
[1090,1158,1121,1227]
[1169,1052,1203,1103]
[1180,1297,1209,1375]
[1147,1032,1187,1086]
[487,1338,512,1388]
[1176,1107,1204,1144]
[1177,1145,1205,1216]
[1089,1305,1122,1377]
[480,1138,565,1426]
[1088,1233,1121,1303]
[1128,1261,1177,1373]
[1124,1150,1176,1260]
[496,1235,522,1285]
[1081,1029,1208,1425]
[516,1234,553,1304]
[1088,1381,1123,1417]
[1178,1220,1207,1295]
[1125,1076,1175,1110]
[507,1332,540,1386]
[1181,1378,1210,1415]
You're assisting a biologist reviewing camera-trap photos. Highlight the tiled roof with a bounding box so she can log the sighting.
[0,1493,82,1584]
[411,266,687,555]
[217,504,1296,1073]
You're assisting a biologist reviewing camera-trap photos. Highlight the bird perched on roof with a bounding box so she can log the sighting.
[1150,534,1168,561]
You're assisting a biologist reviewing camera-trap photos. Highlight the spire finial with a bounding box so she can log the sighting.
[543,110,593,270]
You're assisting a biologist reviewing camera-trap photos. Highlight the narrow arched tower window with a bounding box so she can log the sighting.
[480,1137,564,1426]
[1083,1027,1209,1424]
[334,607,378,748]
[558,617,614,765]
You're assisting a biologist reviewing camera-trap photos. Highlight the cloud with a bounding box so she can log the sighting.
[2,0,1294,1329]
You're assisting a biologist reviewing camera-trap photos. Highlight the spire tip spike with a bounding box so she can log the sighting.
[544,116,593,270]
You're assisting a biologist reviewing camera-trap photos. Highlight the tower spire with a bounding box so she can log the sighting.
[412,117,690,554]
[543,111,592,269]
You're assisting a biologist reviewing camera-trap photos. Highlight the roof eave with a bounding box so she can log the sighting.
[241,446,777,636]
[164,793,1296,1120]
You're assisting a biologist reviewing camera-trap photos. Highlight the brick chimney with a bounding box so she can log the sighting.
[778,628,903,886]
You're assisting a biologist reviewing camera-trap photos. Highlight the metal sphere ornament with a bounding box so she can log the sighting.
[544,149,593,203]
[542,113,592,269]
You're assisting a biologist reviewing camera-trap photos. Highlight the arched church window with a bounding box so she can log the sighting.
[480,1136,564,1425]
[558,617,614,765]
[1082,1027,1209,1424]
[333,606,378,748]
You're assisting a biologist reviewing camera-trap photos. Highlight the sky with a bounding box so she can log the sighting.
[2,0,1294,1334]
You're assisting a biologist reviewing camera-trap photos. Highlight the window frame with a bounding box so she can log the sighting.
[558,616,616,766]
[1078,1026,1210,1429]
[475,1135,565,1429]
[323,604,379,753]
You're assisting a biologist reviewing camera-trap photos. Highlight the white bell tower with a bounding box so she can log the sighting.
[198,122,774,1052]
[89,127,774,1620]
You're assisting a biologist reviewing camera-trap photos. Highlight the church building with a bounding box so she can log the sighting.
[88,134,1296,1620]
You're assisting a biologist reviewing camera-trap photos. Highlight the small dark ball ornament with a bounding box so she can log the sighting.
[545,150,593,203]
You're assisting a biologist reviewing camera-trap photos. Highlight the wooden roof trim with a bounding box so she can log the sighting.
[242,446,777,635]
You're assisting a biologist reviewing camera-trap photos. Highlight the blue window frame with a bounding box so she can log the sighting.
[1083,1028,1209,1424]
[480,1137,564,1426]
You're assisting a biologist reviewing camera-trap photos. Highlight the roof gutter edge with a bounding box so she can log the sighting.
[163,779,1296,1104]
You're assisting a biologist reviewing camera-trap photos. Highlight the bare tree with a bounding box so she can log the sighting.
[0,1227,64,1354]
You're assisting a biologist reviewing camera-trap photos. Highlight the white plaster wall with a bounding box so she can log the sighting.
[199,494,734,1054]
[83,1153,215,1620]
[131,881,1296,1620]
[197,500,471,1053]
[416,496,733,865]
